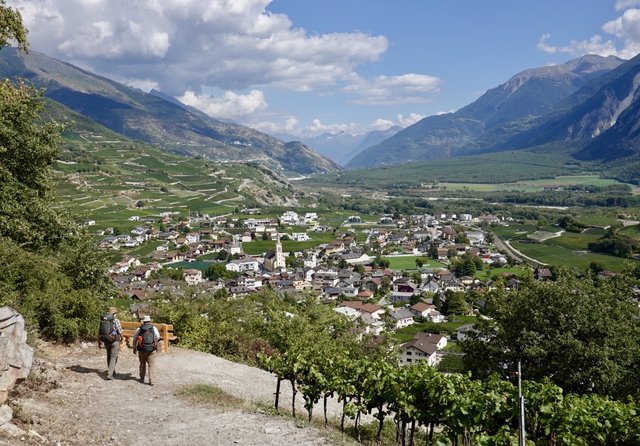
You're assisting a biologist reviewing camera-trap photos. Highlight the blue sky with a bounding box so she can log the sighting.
[8,0,640,136]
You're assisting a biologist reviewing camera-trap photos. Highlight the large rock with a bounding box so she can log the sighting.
[0,307,33,406]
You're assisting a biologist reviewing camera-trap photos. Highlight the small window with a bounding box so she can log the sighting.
[406,358,412,362]
[406,351,412,355]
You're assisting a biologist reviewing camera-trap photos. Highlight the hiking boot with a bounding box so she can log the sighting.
[149,382,154,386]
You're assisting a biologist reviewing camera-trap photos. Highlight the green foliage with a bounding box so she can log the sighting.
[588,234,639,258]
[204,263,238,281]
[463,276,640,399]
[0,1,28,50]
[0,238,106,341]
[0,34,111,342]
[557,215,587,233]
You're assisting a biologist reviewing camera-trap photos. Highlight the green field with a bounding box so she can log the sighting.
[241,232,337,255]
[383,256,445,270]
[511,240,631,271]
[474,266,529,281]
[394,316,477,342]
[303,151,580,188]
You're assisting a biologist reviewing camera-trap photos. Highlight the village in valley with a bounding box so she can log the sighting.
[99,207,544,369]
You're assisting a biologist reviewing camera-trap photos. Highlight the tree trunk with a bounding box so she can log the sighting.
[409,420,416,446]
[376,403,384,446]
[401,419,407,446]
[290,379,297,418]
[323,394,329,428]
[308,403,313,423]
[341,399,347,432]
[274,377,281,411]
[428,421,435,446]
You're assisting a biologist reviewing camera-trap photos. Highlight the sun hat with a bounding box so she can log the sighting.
[141,315,152,323]
[108,307,118,314]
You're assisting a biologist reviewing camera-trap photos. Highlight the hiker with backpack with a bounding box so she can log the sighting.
[132,315,160,386]
[97,307,123,380]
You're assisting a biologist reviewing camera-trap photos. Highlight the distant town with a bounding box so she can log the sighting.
[97,208,581,367]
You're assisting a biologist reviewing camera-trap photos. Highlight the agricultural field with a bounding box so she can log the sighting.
[473,266,530,281]
[439,175,628,193]
[511,240,631,271]
[303,151,586,189]
[54,131,302,230]
[383,255,446,270]
[241,231,337,255]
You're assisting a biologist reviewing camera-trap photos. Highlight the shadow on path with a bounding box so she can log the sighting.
[67,364,137,381]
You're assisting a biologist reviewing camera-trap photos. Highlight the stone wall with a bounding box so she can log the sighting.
[0,307,33,433]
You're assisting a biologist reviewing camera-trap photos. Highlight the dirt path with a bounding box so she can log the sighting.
[3,344,354,446]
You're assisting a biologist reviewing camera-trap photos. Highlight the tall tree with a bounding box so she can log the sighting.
[0,4,109,341]
[0,0,28,50]
[463,276,640,399]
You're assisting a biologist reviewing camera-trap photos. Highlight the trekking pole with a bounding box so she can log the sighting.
[518,359,525,446]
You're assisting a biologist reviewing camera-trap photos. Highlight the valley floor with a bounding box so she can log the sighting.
[2,343,353,446]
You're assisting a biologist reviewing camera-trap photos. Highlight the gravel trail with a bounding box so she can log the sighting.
[2,344,354,446]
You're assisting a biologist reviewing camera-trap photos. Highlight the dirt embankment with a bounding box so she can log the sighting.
[2,343,354,446]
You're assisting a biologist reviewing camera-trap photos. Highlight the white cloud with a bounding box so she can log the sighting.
[125,78,160,92]
[251,121,280,134]
[8,0,388,94]
[537,7,640,59]
[346,73,441,105]
[307,118,358,136]
[602,8,640,57]
[369,118,394,131]
[283,116,299,132]
[178,89,267,119]
[396,113,424,127]
[537,33,557,54]
[615,0,640,11]
[251,115,300,135]
[368,113,424,131]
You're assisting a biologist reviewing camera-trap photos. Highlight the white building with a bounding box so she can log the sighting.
[290,232,310,242]
[225,258,261,273]
[280,211,300,225]
[183,269,204,286]
[399,333,448,367]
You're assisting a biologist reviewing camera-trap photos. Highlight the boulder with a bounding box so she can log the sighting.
[0,307,33,407]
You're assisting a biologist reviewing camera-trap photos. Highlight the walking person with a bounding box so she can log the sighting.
[132,315,160,386]
[98,307,123,380]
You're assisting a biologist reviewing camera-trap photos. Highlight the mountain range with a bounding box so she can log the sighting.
[279,126,401,166]
[0,48,340,175]
[348,54,640,170]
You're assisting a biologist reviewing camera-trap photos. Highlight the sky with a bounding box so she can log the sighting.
[7,0,640,137]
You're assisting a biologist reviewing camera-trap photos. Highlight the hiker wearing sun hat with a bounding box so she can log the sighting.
[98,306,123,380]
[132,315,160,386]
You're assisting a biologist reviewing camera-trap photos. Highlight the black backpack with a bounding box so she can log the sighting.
[99,313,116,342]
[137,324,156,352]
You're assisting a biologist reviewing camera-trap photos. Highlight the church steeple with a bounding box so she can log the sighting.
[275,232,286,269]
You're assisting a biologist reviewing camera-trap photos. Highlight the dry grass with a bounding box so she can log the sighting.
[176,384,245,408]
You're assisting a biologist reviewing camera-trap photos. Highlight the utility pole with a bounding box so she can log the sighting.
[518,359,526,446]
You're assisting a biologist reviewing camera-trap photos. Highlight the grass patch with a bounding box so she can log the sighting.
[393,316,477,342]
[511,240,631,271]
[474,266,528,281]
[437,354,467,374]
[384,256,445,270]
[177,384,244,408]
[545,231,600,250]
